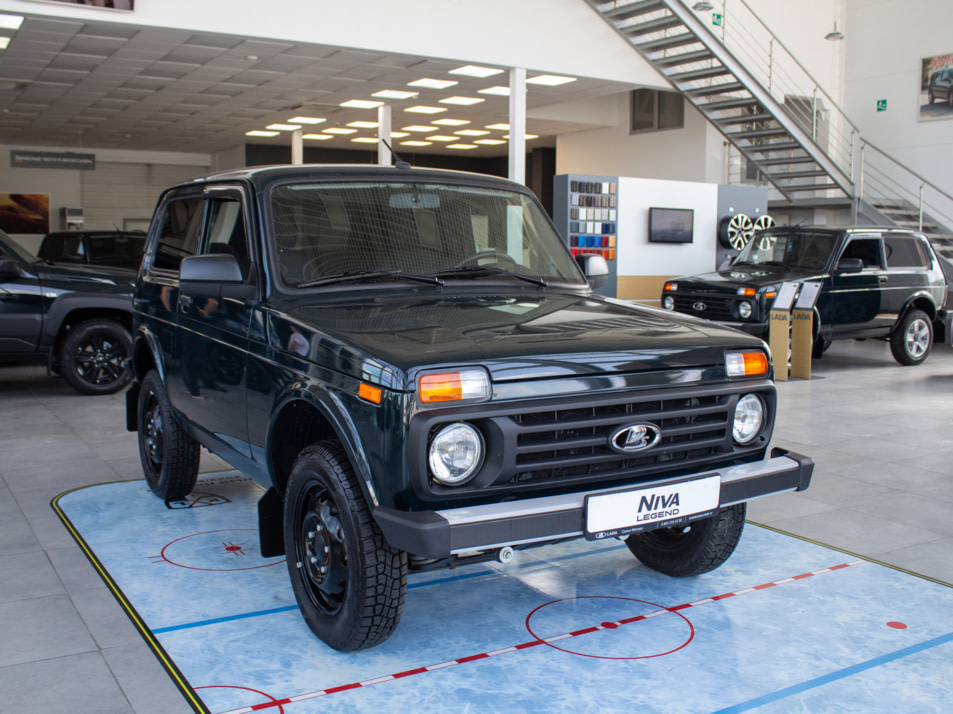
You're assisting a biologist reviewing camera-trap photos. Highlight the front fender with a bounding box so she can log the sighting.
[42,292,133,341]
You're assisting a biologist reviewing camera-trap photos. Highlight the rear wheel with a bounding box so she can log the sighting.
[59,319,132,395]
[889,309,932,365]
[625,504,746,577]
[284,441,407,650]
[137,369,200,500]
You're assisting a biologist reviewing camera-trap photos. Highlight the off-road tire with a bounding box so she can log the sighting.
[889,309,932,366]
[137,369,200,500]
[625,503,746,577]
[59,319,132,395]
[284,441,407,651]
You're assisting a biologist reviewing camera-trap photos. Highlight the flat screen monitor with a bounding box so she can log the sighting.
[649,207,694,243]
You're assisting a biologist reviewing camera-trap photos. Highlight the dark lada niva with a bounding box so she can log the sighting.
[0,229,134,394]
[661,226,950,365]
[126,165,813,650]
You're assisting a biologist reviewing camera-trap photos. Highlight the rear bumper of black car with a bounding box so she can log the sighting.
[374,448,814,559]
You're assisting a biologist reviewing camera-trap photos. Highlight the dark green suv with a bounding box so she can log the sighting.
[127,165,813,651]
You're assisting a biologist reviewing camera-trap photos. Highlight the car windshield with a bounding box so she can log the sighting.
[86,234,145,264]
[269,181,584,288]
[733,230,838,271]
[0,229,38,264]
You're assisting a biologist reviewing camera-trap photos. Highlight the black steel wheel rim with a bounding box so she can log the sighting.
[296,481,348,616]
[141,387,163,478]
[72,333,127,386]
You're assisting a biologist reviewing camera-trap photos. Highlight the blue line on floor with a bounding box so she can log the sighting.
[153,606,299,634]
[713,630,953,713]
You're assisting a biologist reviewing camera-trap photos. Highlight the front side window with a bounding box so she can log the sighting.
[204,199,252,281]
[154,197,203,271]
[269,181,583,288]
[839,237,883,269]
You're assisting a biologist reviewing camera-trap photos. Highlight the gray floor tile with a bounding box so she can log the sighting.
[0,551,63,604]
[48,545,108,593]
[0,652,133,714]
[875,537,953,584]
[102,644,196,714]
[0,594,96,667]
[72,588,143,650]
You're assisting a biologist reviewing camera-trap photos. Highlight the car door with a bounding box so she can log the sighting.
[173,185,255,458]
[882,233,931,325]
[827,234,891,337]
[0,255,43,355]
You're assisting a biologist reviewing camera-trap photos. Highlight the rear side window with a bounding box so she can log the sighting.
[884,235,927,268]
[154,198,203,271]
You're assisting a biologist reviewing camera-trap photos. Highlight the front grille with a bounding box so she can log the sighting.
[672,292,734,321]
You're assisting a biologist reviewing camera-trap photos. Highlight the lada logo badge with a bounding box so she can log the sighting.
[609,424,662,453]
[693,302,707,312]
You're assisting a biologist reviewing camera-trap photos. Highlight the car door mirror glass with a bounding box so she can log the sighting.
[0,257,23,281]
[835,258,864,275]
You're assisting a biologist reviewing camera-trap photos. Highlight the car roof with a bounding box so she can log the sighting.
[761,225,927,238]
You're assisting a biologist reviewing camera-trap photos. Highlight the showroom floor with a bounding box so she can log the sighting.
[1,337,952,713]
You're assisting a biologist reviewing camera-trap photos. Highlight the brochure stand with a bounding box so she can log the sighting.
[789,282,822,380]
[768,283,798,381]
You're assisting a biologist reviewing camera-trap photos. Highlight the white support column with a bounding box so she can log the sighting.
[378,104,392,167]
[508,67,527,185]
[291,128,303,165]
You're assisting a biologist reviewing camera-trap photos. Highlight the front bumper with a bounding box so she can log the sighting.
[374,447,813,559]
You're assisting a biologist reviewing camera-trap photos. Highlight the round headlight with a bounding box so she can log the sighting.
[733,394,764,444]
[662,295,675,310]
[738,301,752,319]
[429,422,484,485]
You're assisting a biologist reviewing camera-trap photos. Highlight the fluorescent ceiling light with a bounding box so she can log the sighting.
[479,86,510,96]
[390,131,410,138]
[0,14,24,30]
[351,137,379,144]
[347,121,379,128]
[432,118,470,126]
[373,89,419,100]
[447,144,477,150]
[408,78,458,90]
[324,127,357,134]
[340,99,384,109]
[265,123,302,131]
[503,133,539,140]
[427,135,457,142]
[401,125,438,132]
[0,37,9,50]
[401,140,432,147]
[288,116,325,125]
[474,139,506,145]
[527,74,576,86]
[245,130,279,137]
[302,133,333,140]
[449,65,503,78]
[439,96,484,106]
[454,129,489,136]
[485,123,510,130]
[404,105,446,114]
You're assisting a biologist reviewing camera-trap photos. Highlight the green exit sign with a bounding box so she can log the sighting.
[876,99,887,112]
[713,13,723,26]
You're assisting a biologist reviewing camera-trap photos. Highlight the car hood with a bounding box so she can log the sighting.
[676,264,826,291]
[269,290,768,389]
[35,261,137,292]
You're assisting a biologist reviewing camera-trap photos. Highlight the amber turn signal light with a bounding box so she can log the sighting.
[726,351,769,378]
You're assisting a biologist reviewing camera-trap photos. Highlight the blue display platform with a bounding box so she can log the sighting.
[53,472,953,714]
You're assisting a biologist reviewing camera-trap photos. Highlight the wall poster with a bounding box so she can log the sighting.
[919,53,953,122]
[0,193,50,235]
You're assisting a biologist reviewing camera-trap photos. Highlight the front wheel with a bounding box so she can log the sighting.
[59,319,132,394]
[137,369,200,500]
[284,441,407,651]
[625,504,746,577]
[889,309,933,365]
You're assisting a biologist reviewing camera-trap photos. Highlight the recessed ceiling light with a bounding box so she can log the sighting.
[401,140,432,147]
[404,105,446,114]
[447,144,477,150]
[372,89,419,100]
[454,129,489,136]
[340,99,384,109]
[0,14,24,30]
[449,65,503,78]
[439,96,484,106]
[0,37,10,50]
[347,121,379,129]
[390,131,410,138]
[246,54,259,61]
[526,74,577,86]
[408,78,458,90]
[302,133,333,140]
[432,118,470,126]
[479,86,510,96]
[485,123,510,130]
[324,127,358,134]
[503,133,539,140]
[401,125,438,133]
[474,139,506,145]
[427,135,457,142]
[265,123,302,131]
[288,116,325,125]
[245,130,279,137]
[351,137,379,144]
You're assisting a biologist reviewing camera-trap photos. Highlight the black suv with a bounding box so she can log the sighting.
[127,165,812,651]
[661,227,949,364]
[38,230,146,271]
[0,229,135,393]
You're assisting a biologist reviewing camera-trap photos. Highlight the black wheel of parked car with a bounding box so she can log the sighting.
[625,503,746,577]
[59,319,133,395]
[283,441,407,651]
[137,369,200,500]
[889,309,933,366]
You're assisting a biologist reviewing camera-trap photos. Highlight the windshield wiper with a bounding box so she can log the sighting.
[432,265,548,287]
[296,269,444,289]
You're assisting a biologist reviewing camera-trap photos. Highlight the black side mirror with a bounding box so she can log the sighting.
[575,253,609,290]
[0,257,23,281]
[834,258,864,275]
[180,253,255,300]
